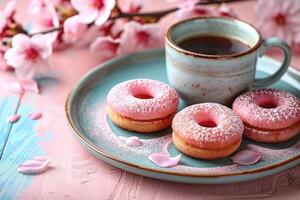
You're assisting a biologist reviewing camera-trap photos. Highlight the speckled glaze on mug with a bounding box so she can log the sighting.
[165,17,291,105]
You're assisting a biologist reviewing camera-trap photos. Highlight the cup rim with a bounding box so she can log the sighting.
[166,16,263,59]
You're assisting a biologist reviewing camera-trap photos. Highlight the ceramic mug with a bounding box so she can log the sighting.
[165,17,291,105]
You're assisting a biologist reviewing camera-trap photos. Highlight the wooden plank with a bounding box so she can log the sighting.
[0,96,20,158]
[0,45,123,199]
[0,96,47,199]
[0,91,124,199]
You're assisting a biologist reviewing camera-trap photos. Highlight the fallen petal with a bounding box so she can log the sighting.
[20,160,47,167]
[148,153,181,168]
[18,79,39,94]
[125,136,143,147]
[231,150,261,166]
[32,156,48,162]
[28,112,43,120]
[7,114,21,123]
[7,82,25,95]
[18,157,50,174]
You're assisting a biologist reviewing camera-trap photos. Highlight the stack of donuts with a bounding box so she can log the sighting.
[107,79,300,160]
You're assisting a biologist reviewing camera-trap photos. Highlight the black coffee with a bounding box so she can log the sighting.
[178,35,250,55]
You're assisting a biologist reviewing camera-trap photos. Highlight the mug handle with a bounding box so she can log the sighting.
[253,37,291,87]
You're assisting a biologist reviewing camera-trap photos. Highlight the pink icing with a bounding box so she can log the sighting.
[231,150,261,165]
[28,112,43,120]
[124,136,143,147]
[7,114,21,123]
[233,88,300,130]
[107,79,179,120]
[172,103,244,149]
[148,153,181,167]
[18,157,50,174]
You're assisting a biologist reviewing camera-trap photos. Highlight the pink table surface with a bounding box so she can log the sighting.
[0,0,300,199]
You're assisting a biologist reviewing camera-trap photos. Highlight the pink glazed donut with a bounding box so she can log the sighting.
[172,103,244,159]
[107,79,179,133]
[233,88,300,143]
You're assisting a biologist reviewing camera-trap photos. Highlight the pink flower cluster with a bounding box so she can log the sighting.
[175,0,237,20]
[256,0,300,51]
[0,0,166,78]
[0,0,239,80]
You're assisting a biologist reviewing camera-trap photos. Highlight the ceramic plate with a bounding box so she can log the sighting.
[66,49,300,184]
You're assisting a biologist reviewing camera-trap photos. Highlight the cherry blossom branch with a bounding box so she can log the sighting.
[29,27,62,37]
[114,0,254,21]
[27,0,253,37]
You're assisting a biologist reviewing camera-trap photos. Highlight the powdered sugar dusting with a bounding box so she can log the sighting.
[172,103,244,148]
[77,98,300,176]
[107,79,179,120]
[233,88,300,130]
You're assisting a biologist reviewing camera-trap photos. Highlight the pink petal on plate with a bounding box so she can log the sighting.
[28,112,43,120]
[148,153,181,168]
[7,114,21,123]
[18,157,50,174]
[18,79,39,94]
[231,150,261,166]
[125,136,143,147]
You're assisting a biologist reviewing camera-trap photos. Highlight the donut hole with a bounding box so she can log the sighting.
[256,95,278,109]
[198,120,217,128]
[133,93,153,99]
[132,88,154,99]
[196,114,217,128]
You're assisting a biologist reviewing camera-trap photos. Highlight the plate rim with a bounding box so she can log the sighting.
[65,48,300,179]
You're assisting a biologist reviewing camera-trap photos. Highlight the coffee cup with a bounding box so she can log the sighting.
[165,17,291,105]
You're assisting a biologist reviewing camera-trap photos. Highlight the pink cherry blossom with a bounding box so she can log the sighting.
[4,34,53,79]
[118,21,163,54]
[216,4,237,18]
[294,32,300,53]
[51,0,71,6]
[118,0,146,13]
[90,36,119,61]
[0,51,11,71]
[63,15,88,43]
[256,0,300,45]
[29,0,60,42]
[175,4,214,21]
[71,0,116,26]
[0,1,16,36]
[0,44,11,70]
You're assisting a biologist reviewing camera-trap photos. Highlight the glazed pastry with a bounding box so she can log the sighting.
[172,103,244,159]
[107,79,179,133]
[233,88,300,143]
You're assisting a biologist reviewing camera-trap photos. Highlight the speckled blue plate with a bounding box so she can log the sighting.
[66,49,300,184]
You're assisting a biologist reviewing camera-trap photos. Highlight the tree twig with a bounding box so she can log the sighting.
[28,0,254,37]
